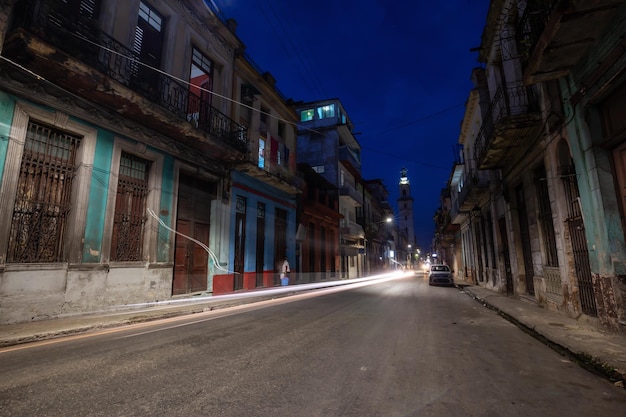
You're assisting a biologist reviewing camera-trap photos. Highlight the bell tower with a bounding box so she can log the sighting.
[397,167,416,249]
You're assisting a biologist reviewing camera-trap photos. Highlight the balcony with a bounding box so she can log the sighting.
[517,0,623,84]
[340,219,365,240]
[339,183,363,206]
[236,161,302,194]
[339,146,361,174]
[474,83,543,170]
[3,0,247,161]
[457,170,490,212]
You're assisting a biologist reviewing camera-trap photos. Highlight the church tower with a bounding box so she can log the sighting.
[397,168,416,249]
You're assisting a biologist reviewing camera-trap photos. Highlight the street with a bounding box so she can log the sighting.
[1,274,625,417]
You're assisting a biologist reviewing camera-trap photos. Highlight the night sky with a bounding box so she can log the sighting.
[216,0,490,250]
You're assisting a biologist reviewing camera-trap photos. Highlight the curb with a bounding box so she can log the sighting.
[457,284,626,389]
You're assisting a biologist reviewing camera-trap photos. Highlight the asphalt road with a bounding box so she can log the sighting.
[1,274,625,417]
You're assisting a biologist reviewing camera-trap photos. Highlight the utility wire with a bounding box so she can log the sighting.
[11,22,467,171]
[364,102,466,139]
[266,0,329,99]
[360,144,451,171]
[254,0,327,100]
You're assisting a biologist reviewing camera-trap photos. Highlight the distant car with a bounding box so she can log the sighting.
[428,264,454,286]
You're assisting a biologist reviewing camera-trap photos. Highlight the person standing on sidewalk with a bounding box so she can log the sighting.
[279,257,290,286]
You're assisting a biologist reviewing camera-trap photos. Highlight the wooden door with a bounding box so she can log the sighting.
[190,223,209,292]
[172,174,214,295]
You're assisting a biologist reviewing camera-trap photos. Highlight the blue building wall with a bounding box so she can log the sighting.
[230,171,297,274]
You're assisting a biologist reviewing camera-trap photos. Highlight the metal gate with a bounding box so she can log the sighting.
[499,217,514,295]
[516,185,535,295]
[562,172,597,316]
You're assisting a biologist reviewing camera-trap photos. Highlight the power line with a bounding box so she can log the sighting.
[360,144,451,171]
[364,102,466,139]
[253,0,327,100]
[17,22,463,174]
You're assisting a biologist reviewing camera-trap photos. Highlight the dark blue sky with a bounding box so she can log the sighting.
[217,0,489,250]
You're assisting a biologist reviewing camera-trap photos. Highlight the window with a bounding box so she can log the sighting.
[317,104,335,119]
[278,121,285,139]
[258,138,265,169]
[300,109,314,122]
[7,122,81,263]
[139,1,162,30]
[188,47,214,125]
[312,165,325,174]
[132,1,164,95]
[260,106,270,132]
[111,153,151,261]
[535,166,558,266]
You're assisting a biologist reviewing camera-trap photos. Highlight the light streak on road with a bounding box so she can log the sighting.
[0,272,411,353]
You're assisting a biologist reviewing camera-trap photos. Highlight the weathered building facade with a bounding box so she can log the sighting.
[435,0,626,331]
[296,163,342,283]
[360,179,395,274]
[295,99,366,279]
[217,54,300,293]
[0,0,253,323]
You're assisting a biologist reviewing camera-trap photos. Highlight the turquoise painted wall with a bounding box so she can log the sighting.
[157,154,175,262]
[559,8,626,276]
[82,130,114,263]
[0,91,16,182]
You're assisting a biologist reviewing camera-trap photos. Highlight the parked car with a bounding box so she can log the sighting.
[428,264,454,286]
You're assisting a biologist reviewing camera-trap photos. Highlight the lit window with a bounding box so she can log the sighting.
[258,138,265,169]
[300,109,314,122]
[317,104,335,119]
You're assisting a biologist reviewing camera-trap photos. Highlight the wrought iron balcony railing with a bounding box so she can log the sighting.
[474,82,541,168]
[8,0,247,153]
[457,170,490,209]
[516,0,558,70]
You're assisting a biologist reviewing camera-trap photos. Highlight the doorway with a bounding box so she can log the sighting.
[172,173,216,295]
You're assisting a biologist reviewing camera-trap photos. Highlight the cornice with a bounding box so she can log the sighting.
[0,63,229,176]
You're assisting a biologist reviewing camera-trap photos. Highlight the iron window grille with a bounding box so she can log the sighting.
[111,152,151,261]
[8,121,81,263]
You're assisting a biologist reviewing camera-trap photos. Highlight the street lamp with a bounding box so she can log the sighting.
[407,244,412,269]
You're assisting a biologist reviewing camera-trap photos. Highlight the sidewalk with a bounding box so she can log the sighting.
[0,285,305,348]
[1,277,625,387]
[457,281,626,387]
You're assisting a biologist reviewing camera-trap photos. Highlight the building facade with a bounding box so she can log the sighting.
[434,0,626,332]
[360,179,395,274]
[213,54,301,293]
[295,99,366,279]
[296,163,342,282]
[0,0,253,323]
